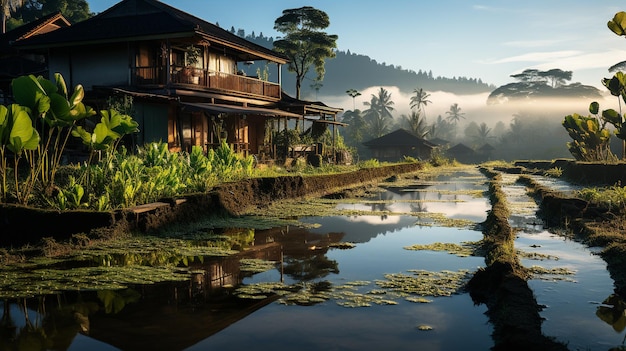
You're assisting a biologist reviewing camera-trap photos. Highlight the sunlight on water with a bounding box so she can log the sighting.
[501,173,622,350]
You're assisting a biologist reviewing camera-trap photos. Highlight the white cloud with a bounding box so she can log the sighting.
[489,50,582,64]
[528,50,626,71]
[502,40,564,48]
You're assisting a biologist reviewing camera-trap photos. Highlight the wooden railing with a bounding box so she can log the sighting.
[133,66,281,99]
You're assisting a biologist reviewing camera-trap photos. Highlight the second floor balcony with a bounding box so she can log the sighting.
[133,65,281,100]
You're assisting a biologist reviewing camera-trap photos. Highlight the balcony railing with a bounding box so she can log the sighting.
[132,66,281,99]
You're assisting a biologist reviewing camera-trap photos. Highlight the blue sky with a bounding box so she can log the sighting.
[89,0,626,90]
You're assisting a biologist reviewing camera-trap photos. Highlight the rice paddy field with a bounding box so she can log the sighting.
[0,166,622,350]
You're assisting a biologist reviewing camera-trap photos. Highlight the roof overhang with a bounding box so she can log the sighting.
[180,102,302,118]
[304,117,347,126]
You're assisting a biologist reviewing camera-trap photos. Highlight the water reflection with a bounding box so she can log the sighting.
[502,172,623,350]
[0,168,496,350]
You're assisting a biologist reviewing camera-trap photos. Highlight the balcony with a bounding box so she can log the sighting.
[132,66,281,100]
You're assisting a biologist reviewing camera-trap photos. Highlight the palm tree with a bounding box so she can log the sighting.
[410,88,431,116]
[346,89,361,110]
[445,103,465,124]
[1,0,22,33]
[310,81,323,100]
[472,122,494,146]
[363,87,395,119]
[363,101,388,138]
[429,115,454,141]
[363,88,395,138]
[402,111,429,138]
[445,103,465,137]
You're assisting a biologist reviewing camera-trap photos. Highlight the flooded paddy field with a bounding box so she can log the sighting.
[0,166,622,350]
[501,173,622,351]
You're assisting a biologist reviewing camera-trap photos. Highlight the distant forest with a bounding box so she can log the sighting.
[228,28,496,98]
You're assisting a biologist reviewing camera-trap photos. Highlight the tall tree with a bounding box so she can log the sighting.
[1,0,22,33]
[363,87,394,138]
[471,122,494,146]
[341,109,367,145]
[445,103,465,137]
[410,88,431,117]
[540,68,572,88]
[346,88,361,110]
[402,110,429,138]
[273,6,338,99]
[429,115,454,141]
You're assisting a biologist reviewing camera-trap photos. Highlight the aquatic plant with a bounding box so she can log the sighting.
[403,241,480,257]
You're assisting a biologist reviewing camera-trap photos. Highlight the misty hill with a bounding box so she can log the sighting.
[232,29,495,97]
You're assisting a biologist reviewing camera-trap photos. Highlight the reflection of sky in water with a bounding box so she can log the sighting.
[501,173,620,350]
[228,218,492,351]
[334,174,490,223]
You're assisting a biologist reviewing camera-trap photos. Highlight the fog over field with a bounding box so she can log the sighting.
[319,86,622,161]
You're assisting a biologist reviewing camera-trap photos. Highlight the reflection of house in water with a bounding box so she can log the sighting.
[83,243,282,351]
[0,240,283,351]
[255,225,345,257]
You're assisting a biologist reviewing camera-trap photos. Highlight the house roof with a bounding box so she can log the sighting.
[180,101,302,118]
[478,143,495,152]
[0,11,70,52]
[447,143,476,154]
[14,0,288,64]
[363,129,438,148]
[278,91,343,116]
[428,137,449,146]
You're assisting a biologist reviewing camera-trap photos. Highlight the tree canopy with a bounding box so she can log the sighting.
[487,68,601,104]
[7,0,91,30]
[273,6,338,99]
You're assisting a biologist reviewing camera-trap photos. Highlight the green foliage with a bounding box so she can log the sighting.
[562,106,614,161]
[577,184,626,213]
[65,141,255,209]
[72,109,139,151]
[357,158,380,169]
[562,114,608,160]
[429,148,455,167]
[0,73,100,204]
[51,176,85,210]
[273,6,338,98]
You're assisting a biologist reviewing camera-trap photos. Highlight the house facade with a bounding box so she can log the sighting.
[12,0,341,159]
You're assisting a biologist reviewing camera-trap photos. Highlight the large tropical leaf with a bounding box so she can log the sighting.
[7,105,39,154]
[54,72,68,100]
[12,75,51,116]
[608,12,626,36]
[602,109,622,125]
[0,105,8,143]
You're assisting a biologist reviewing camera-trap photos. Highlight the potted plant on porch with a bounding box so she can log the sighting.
[184,45,201,84]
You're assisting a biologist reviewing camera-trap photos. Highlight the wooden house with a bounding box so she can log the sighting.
[446,143,477,163]
[363,129,437,161]
[12,0,341,159]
